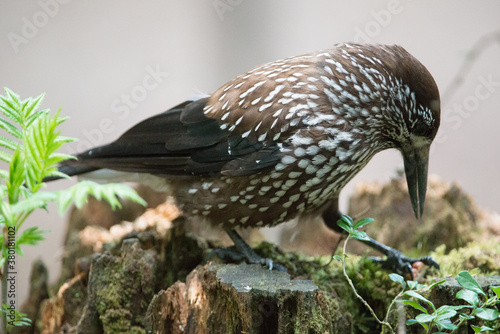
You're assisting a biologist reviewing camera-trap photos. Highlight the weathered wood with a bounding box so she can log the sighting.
[145,263,350,333]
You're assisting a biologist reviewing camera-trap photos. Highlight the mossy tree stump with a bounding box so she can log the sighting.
[146,263,350,333]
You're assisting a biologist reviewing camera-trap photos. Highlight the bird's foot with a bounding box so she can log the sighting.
[360,236,439,280]
[214,229,287,271]
[210,246,287,271]
[370,250,440,280]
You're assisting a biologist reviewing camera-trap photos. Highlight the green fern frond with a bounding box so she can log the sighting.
[7,148,25,203]
[10,192,57,215]
[0,117,22,139]
[4,88,22,107]
[56,181,147,215]
[0,136,18,151]
[0,88,22,123]
[21,93,45,126]
[0,89,147,332]
[0,150,12,164]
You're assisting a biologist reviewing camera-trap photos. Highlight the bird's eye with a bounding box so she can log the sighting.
[412,119,429,137]
[411,107,437,139]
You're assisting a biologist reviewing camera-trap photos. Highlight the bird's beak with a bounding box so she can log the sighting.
[402,144,430,219]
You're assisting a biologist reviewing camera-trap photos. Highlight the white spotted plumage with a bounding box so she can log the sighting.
[176,43,440,229]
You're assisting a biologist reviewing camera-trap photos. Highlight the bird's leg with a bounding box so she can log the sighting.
[218,229,287,272]
[322,199,440,280]
[359,236,440,278]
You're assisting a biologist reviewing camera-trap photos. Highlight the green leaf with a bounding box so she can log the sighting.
[400,299,427,313]
[404,290,435,310]
[0,88,22,123]
[456,289,479,306]
[21,93,45,125]
[47,152,74,164]
[459,313,475,321]
[435,306,456,321]
[447,304,473,312]
[0,136,18,151]
[44,170,71,181]
[15,227,48,254]
[476,308,499,321]
[56,181,146,215]
[0,117,21,139]
[353,217,374,230]
[490,286,500,298]
[457,271,485,296]
[53,135,75,145]
[8,148,25,202]
[55,190,74,214]
[389,273,406,290]
[336,215,353,233]
[407,318,428,331]
[0,201,15,227]
[0,99,21,124]
[351,230,369,241]
[407,280,426,290]
[1,302,33,329]
[415,313,436,323]
[406,319,419,326]
[428,279,447,289]
[471,325,494,333]
[0,149,13,163]
[435,319,458,330]
[5,88,22,107]
[333,255,342,262]
[10,192,57,214]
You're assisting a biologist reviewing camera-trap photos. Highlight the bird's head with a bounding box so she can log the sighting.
[379,45,441,219]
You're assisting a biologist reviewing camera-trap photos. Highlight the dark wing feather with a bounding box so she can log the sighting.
[61,97,282,178]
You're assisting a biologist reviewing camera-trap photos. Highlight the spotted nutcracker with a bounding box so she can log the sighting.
[54,43,441,276]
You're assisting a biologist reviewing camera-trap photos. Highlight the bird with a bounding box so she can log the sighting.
[53,43,441,277]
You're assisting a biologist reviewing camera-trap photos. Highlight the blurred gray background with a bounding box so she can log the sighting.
[1,1,499,304]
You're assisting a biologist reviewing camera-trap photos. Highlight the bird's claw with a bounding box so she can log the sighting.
[222,229,288,272]
[208,246,287,272]
[260,258,287,272]
[369,250,440,280]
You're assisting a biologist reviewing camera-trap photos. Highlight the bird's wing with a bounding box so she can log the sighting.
[203,51,328,144]
[64,97,282,178]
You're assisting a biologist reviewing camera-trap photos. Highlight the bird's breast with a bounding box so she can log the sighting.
[176,131,376,229]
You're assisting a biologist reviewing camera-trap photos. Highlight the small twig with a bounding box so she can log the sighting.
[341,235,394,333]
[384,290,404,325]
[318,234,345,268]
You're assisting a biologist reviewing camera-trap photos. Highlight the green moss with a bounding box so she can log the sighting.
[256,237,500,333]
[85,240,157,333]
[429,239,500,278]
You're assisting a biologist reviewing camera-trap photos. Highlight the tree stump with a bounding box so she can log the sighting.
[145,263,351,333]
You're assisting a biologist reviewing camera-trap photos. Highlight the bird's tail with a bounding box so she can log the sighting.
[43,162,98,182]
